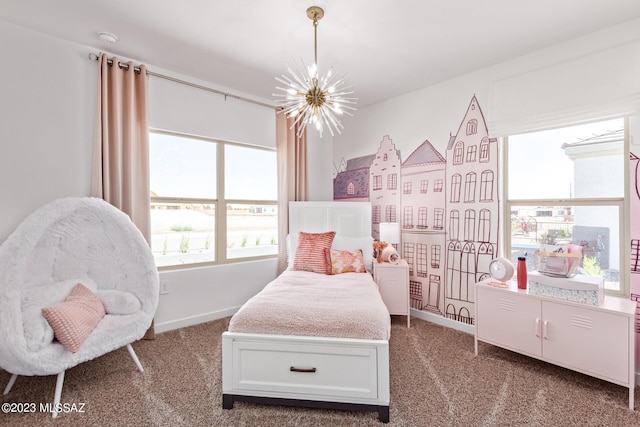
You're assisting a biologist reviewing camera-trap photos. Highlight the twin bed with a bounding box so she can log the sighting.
[221,201,391,422]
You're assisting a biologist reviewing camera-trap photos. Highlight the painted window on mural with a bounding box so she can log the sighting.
[149,131,277,268]
[479,170,494,201]
[479,209,491,242]
[449,210,460,240]
[372,205,381,224]
[420,180,428,193]
[387,173,397,190]
[466,145,477,162]
[464,172,477,202]
[479,137,490,162]
[386,205,397,222]
[464,209,476,241]
[417,207,428,229]
[453,141,464,165]
[466,119,478,135]
[347,182,355,195]
[506,118,625,293]
[417,244,428,277]
[431,244,441,268]
[403,206,413,228]
[434,179,444,192]
[373,175,382,190]
[450,174,461,202]
[404,242,415,275]
[404,181,412,194]
[434,208,444,230]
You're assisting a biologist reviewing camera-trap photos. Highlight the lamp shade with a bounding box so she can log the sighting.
[379,222,401,244]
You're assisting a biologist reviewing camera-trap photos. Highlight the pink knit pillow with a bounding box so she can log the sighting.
[42,283,106,353]
[328,249,367,274]
[293,231,336,274]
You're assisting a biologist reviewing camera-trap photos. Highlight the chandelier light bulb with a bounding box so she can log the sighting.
[273,6,357,137]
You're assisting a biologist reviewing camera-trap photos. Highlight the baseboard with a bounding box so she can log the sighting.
[155,306,241,334]
[410,308,475,335]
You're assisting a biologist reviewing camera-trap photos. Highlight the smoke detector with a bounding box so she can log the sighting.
[98,32,118,43]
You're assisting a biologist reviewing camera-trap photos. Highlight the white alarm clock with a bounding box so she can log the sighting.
[488,257,515,283]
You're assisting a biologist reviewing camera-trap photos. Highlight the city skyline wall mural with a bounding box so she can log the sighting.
[333,96,499,324]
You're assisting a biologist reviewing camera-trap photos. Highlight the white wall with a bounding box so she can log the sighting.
[334,17,640,165]
[1,21,326,333]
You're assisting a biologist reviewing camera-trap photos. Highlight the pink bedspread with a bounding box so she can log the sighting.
[228,270,391,340]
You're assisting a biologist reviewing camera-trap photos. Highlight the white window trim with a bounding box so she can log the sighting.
[500,118,630,298]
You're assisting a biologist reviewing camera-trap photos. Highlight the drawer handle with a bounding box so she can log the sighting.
[290,366,317,373]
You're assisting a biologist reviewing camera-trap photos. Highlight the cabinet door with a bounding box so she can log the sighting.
[376,267,408,315]
[541,300,630,384]
[476,287,542,357]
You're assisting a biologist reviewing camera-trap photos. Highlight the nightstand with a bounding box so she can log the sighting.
[373,259,410,327]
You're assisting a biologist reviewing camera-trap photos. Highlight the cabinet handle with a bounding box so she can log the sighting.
[543,320,549,340]
[290,366,317,373]
[535,318,541,337]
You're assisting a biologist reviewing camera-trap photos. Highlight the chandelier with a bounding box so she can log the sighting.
[274,6,357,137]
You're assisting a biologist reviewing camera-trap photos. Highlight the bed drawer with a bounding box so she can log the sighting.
[231,340,379,400]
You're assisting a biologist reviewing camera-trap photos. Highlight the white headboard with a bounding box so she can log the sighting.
[289,201,372,237]
[287,201,374,271]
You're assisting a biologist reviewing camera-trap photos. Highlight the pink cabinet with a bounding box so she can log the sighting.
[475,280,636,410]
[374,260,410,327]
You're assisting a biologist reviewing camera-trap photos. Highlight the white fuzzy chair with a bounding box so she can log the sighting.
[0,197,159,417]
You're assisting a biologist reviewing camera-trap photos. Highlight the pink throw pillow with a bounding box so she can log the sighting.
[293,231,336,274]
[42,283,106,353]
[328,249,367,274]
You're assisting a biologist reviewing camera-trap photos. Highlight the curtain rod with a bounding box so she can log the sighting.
[88,53,277,110]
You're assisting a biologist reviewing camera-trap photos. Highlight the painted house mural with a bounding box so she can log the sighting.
[370,136,402,240]
[444,96,498,324]
[333,96,499,324]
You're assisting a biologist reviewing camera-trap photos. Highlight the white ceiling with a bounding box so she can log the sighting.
[3,0,640,107]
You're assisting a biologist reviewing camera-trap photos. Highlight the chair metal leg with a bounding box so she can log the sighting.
[126,343,144,372]
[52,371,65,419]
[3,374,17,395]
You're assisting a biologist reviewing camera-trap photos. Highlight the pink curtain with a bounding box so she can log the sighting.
[91,53,154,338]
[92,53,151,242]
[276,113,308,273]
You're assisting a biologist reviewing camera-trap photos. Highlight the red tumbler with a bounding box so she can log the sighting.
[517,257,528,289]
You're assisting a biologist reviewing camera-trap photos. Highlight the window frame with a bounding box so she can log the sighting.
[149,129,278,270]
[501,118,630,297]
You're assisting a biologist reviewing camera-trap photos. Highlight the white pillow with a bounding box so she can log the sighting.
[331,236,374,272]
[97,290,141,315]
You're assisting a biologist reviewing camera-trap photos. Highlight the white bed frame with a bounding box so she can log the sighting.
[222,201,390,423]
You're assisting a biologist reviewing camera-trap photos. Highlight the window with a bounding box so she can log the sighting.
[431,244,441,268]
[467,119,478,135]
[479,138,490,162]
[505,118,626,294]
[464,209,476,241]
[347,182,355,195]
[464,172,477,203]
[466,146,477,162]
[434,208,444,230]
[450,174,461,203]
[434,179,444,192]
[417,207,428,229]
[449,210,460,240]
[373,205,381,224]
[386,205,397,222]
[453,141,464,165]
[373,175,382,190]
[416,244,428,277]
[404,242,415,275]
[403,182,412,194]
[479,170,494,202]
[403,206,413,229]
[387,173,397,190]
[420,180,428,194]
[149,131,277,268]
